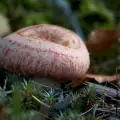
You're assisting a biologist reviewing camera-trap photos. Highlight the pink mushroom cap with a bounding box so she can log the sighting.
[0,24,90,82]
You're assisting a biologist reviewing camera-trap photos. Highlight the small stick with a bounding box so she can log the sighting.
[86,82,120,98]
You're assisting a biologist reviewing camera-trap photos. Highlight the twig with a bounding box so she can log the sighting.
[86,82,120,97]
[79,105,94,116]
[32,95,50,108]
[105,93,120,102]
[111,107,120,112]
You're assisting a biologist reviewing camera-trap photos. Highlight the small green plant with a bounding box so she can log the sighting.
[71,86,97,113]
[54,110,102,120]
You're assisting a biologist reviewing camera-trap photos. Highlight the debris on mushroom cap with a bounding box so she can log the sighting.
[0,24,90,82]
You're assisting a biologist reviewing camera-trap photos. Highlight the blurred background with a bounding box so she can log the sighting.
[0,0,120,75]
[0,0,119,38]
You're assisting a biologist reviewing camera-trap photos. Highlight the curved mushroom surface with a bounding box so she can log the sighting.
[0,24,90,82]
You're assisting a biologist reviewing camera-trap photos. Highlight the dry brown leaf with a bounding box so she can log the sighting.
[0,104,12,120]
[86,28,118,54]
[85,73,120,83]
[72,74,120,88]
[116,25,120,38]
[71,77,87,88]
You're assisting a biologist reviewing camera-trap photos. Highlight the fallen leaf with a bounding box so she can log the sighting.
[71,77,87,88]
[85,74,120,83]
[0,104,12,120]
[0,104,5,112]
[71,74,120,88]
[116,25,120,39]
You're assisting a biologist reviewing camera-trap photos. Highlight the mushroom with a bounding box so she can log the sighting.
[0,24,90,85]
